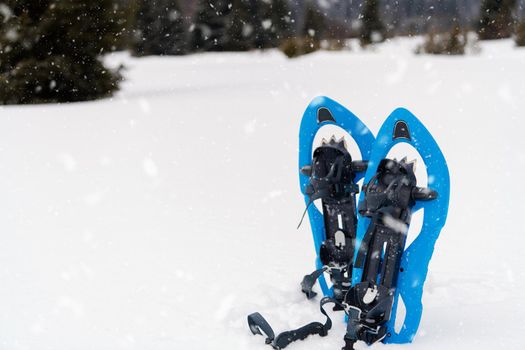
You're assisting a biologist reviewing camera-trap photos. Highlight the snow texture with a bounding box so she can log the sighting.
[0,37,524,350]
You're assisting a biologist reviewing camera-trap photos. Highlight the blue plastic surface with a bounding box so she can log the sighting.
[298,96,375,296]
[352,108,450,344]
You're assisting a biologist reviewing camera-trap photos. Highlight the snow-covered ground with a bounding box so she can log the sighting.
[0,37,524,350]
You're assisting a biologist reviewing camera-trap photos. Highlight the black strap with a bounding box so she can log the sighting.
[296,197,315,229]
[300,267,327,299]
[355,222,376,268]
[247,297,341,349]
[343,336,357,350]
[297,181,358,229]
[247,312,275,345]
[296,186,331,229]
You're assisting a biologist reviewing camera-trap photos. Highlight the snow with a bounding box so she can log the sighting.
[0,37,524,350]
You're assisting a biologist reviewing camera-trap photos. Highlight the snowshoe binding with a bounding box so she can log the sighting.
[297,97,375,299]
[342,158,437,350]
[299,136,368,304]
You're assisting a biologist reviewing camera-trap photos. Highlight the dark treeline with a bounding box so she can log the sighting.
[130,0,296,56]
[322,0,525,36]
[126,0,524,56]
[1,0,524,105]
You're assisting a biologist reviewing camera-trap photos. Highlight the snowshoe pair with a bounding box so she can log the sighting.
[248,97,450,350]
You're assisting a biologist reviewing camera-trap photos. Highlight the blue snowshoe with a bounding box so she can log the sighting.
[346,108,450,348]
[298,96,375,305]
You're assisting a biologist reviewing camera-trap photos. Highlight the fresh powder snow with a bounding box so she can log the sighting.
[0,37,523,350]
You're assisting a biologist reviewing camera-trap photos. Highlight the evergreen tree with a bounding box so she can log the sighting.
[417,24,467,55]
[360,0,386,46]
[192,0,291,52]
[251,0,292,49]
[192,0,232,51]
[478,0,517,40]
[251,0,275,49]
[516,19,525,46]
[446,24,466,55]
[114,0,139,51]
[268,0,293,45]
[0,0,123,104]
[223,0,257,51]
[279,2,324,58]
[303,2,326,41]
[133,0,188,56]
